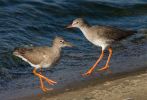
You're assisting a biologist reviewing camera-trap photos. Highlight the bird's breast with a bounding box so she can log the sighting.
[42,53,61,68]
[81,29,110,49]
[82,30,103,46]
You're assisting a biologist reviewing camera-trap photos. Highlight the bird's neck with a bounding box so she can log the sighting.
[79,24,90,36]
[52,44,62,53]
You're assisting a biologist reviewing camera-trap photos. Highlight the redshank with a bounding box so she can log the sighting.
[66,18,136,76]
[13,36,73,92]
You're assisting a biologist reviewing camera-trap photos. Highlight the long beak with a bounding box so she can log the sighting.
[64,41,74,47]
[66,24,73,28]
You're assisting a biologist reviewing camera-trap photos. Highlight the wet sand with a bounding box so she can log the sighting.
[19,68,147,100]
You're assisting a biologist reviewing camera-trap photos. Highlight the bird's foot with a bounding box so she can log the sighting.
[98,65,109,71]
[82,70,93,77]
[41,86,53,92]
[46,79,57,85]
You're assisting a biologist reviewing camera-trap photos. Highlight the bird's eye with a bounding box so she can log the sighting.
[60,40,64,43]
[76,22,79,24]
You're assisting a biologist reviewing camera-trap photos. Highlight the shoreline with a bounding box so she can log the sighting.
[18,67,147,100]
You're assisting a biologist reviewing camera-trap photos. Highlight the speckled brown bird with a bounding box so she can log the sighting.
[67,18,136,76]
[13,36,73,92]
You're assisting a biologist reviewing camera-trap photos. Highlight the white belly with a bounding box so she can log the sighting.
[81,28,112,50]
[83,32,109,50]
[42,63,51,68]
[89,38,109,50]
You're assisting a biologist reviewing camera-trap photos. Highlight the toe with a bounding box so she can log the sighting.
[82,71,92,77]
[98,65,109,71]
[47,80,57,85]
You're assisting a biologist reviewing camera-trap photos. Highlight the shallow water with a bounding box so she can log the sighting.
[0,0,147,99]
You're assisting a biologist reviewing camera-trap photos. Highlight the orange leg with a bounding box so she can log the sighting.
[33,68,57,92]
[99,47,112,71]
[82,49,104,76]
[39,76,51,92]
[39,68,52,92]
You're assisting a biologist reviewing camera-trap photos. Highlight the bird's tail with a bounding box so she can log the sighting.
[128,28,147,34]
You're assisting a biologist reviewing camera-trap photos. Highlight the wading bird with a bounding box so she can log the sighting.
[67,18,136,76]
[13,36,73,92]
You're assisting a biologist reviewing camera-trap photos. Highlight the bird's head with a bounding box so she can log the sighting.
[53,36,73,48]
[66,18,86,28]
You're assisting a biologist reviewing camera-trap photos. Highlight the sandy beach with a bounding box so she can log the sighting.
[18,68,147,100]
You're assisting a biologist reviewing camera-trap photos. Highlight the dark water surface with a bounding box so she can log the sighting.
[0,0,147,99]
